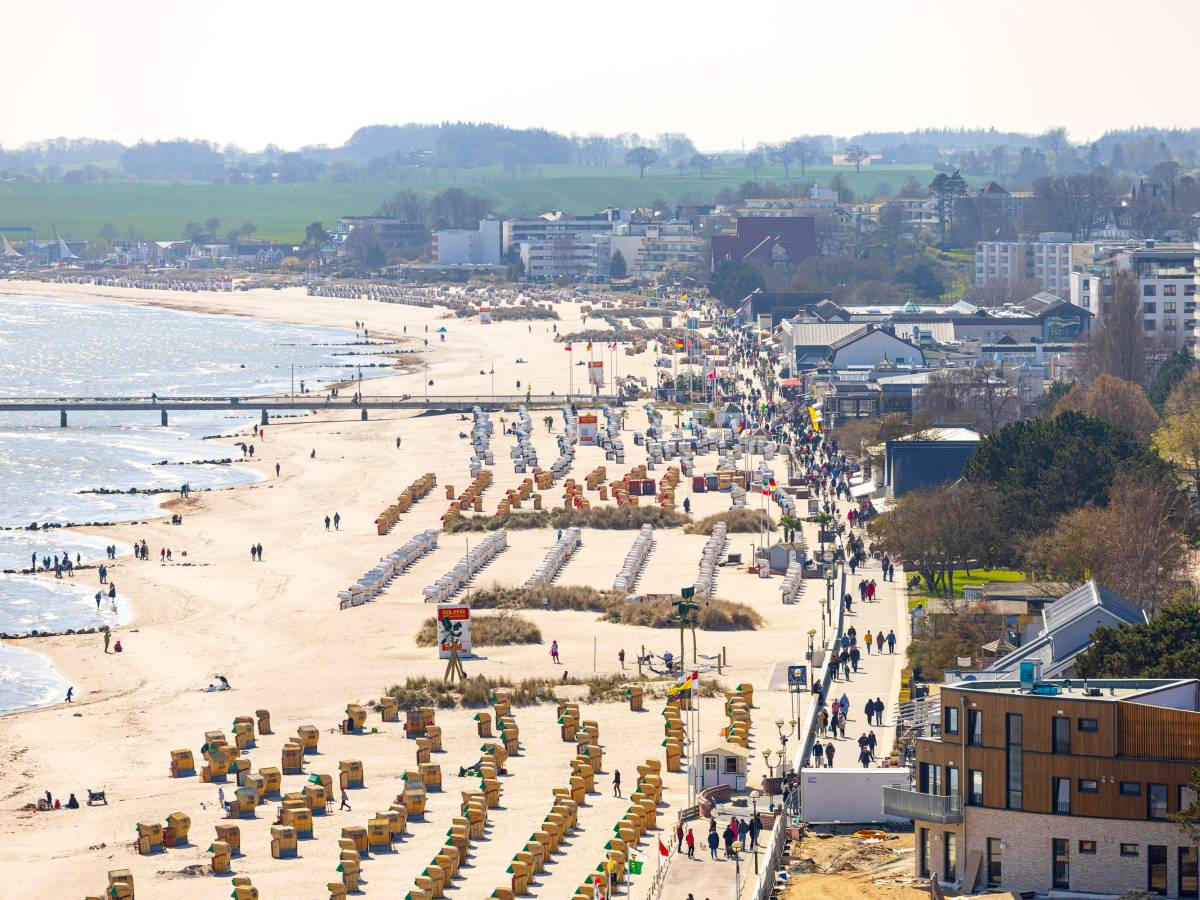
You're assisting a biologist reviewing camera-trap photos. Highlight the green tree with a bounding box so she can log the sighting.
[204,217,221,237]
[625,147,658,178]
[1075,603,1200,679]
[963,410,1168,540]
[365,245,386,271]
[304,221,330,247]
[609,249,627,279]
[182,221,204,241]
[708,261,764,307]
[1148,348,1195,411]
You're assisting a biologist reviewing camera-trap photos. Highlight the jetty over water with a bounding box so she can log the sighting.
[0,394,625,427]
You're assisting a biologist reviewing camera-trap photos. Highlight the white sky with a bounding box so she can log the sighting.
[4,0,1197,153]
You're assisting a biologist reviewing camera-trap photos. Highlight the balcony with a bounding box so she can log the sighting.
[882,787,963,824]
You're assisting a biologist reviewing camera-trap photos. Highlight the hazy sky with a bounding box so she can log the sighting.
[5,0,1197,152]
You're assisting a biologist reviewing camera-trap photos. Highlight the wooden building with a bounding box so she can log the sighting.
[884,672,1200,897]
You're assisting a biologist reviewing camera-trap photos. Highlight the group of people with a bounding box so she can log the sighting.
[32,551,80,578]
[249,543,264,561]
[678,813,761,861]
[324,513,341,530]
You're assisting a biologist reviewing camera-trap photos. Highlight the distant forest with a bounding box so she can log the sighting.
[3,123,1200,188]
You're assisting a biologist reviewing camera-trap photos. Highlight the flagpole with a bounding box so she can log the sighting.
[569,345,574,401]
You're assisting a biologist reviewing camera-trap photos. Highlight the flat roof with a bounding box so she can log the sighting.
[947,678,1195,702]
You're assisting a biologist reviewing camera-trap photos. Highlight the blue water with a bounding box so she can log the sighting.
[0,294,390,711]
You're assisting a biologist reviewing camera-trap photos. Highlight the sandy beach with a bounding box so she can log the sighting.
[0,279,908,900]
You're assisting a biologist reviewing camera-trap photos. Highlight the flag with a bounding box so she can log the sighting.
[565,343,573,351]
[706,371,716,380]
[586,341,593,351]
[608,342,616,349]
[667,674,694,696]
[674,338,686,350]
[658,838,670,857]
[769,477,777,489]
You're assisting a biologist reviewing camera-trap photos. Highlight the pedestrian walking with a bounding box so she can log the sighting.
[825,743,836,767]
[550,640,560,664]
[325,515,331,529]
[709,828,720,859]
[868,730,878,759]
[618,648,625,669]
[858,747,871,768]
[340,788,351,811]
[886,629,896,653]
[812,741,823,768]
[333,512,340,530]
[613,769,622,798]
[864,630,873,654]
[675,820,684,854]
[686,828,695,859]
[65,686,73,703]
[874,697,886,726]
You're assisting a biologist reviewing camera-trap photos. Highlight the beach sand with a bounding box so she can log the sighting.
[0,280,907,899]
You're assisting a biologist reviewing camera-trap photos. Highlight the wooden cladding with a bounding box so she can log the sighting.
[940,687,1118,757]
[1118,702,1200,761]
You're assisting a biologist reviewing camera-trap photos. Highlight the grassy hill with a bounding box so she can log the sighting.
[0,163,972,243]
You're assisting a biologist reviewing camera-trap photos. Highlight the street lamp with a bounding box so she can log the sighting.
[733,840,743,896]
[762,748,776,779]
[818,594,828,645]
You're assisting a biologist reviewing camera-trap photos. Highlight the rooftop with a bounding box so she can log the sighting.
[947,677,1195,703]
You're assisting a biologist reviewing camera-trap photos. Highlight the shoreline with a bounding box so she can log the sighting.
[0,286,407,712]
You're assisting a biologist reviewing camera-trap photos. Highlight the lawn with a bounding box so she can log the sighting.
[0,163,981,243]
[907,567,1026,609]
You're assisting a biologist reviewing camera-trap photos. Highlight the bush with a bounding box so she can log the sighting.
[685,509,775,535]
[415,611,542,647]
[487,305,559,321]
[444,506,688,533]
[467,584,763,631]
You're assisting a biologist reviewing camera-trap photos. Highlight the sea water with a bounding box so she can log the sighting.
[0,293,390,712]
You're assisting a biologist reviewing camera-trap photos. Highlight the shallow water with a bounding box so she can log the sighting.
[0,293,387,711]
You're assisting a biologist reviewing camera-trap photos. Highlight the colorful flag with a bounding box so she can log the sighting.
[706,370,716,379]
[658,838,670,857]
[674,338,686,350]
[586,341,593,351]
[565,343,573,351]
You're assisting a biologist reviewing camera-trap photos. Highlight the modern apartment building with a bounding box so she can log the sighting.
[331,217,426,251]
[502,210,622,256]
[884,673,1200,897]
[430,220,502,265]
[519,231,612,282]
[634,221,707,280]
[974,235,1073,296]
[1069,242,1197,341]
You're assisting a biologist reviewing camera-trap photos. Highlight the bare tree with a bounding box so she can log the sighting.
[625,147,658,178]
[919,366,1023,433]
[1080,270,1150,386]
[1053,374,1159,442]
[843,144,869,174]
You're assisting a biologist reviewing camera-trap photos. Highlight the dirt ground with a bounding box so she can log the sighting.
[781,829,928,900]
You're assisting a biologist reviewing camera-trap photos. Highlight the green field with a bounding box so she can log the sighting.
[0,163,964,243]
[908,567,1026,608]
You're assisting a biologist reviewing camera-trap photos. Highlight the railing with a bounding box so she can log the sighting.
[881,786,963,824]
[751,564,849,899]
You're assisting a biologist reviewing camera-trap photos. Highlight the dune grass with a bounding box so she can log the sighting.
[382,672,727,710]
[415,611,542,647]
[685,509,775,535]
[467,584,763,631]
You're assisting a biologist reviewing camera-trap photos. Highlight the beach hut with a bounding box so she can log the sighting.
[698,740,749,790]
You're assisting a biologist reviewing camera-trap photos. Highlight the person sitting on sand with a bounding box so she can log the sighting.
[66,793,79,809]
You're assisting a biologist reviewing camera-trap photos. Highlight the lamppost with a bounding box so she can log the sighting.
[818,594,828,646]
[750,789,761,875]
[776,719,796,771]
[733,839,743,896]
[762,748,777,779]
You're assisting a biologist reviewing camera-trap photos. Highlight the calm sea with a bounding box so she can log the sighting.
[0,293,388,712]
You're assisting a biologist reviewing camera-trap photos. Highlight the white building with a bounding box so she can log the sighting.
[431,220,502,265]
[975,234,1074,296]
[520,232,612,282]
[502,210,621,256]
[635,221,707,280]
[1070,242,1197,340]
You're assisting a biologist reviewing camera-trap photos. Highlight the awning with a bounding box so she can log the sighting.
[850,481,875,498]
[779,378,802,387]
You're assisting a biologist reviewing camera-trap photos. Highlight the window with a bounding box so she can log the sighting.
[1145,319,1158,331]
[1145,301,1158,313]
[969,770,984,805]
[947,765,959,800]
[968,709,983,746]
[1165,284,1177,296]
[1181,785,1198,811]
[704,756,717,772]
[987,838,1002,886]
[1053,777,1071,815]
[1053,838,1070,890]
[1149,845,1168,894]
[1078,779,1099,794]
[1121,781,1142,796]
[724,756,738,774]
[1145,284,1158,296]
[1078,718,1098,733]
[945,832,957,881]
[944,706,959,735]
[919,829,930,878]
[1006,713,1023,810]
[1166,302,1178,313]
[920,763,942,795]
[1180,847,1198,899]
[1149,784,1168,820]
[1053,717,1070,754]
[1122,844,1141,857]
[1080,841,1097,854]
